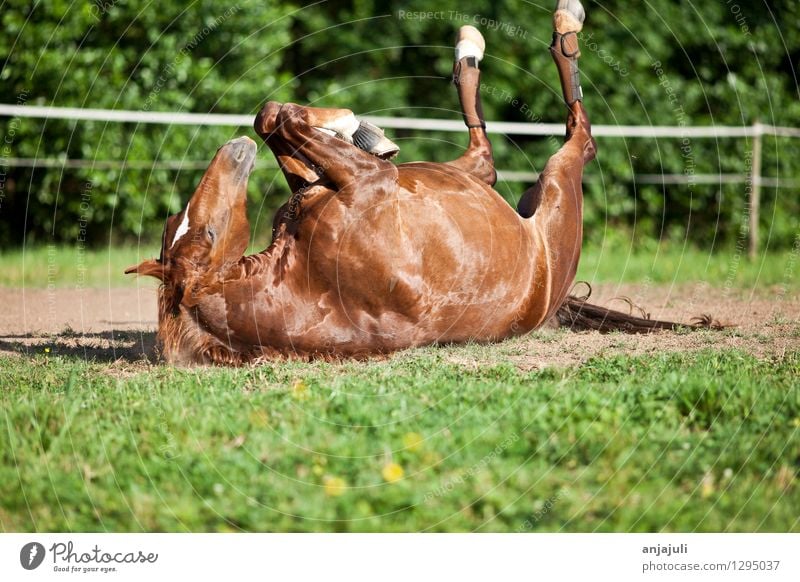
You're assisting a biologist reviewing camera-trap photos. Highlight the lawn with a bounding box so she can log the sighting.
[1,348,798,532]
[0,244,798,532]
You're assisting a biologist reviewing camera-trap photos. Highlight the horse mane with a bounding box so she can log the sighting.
[156,285,253,365]
[554,283,722,333]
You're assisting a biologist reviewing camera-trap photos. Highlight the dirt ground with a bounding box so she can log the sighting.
[0,285,158,363]
[0,283,798,368]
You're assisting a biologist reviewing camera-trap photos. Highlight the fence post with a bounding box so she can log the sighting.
[749,121,763,259]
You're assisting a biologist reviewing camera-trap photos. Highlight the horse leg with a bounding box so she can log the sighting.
[255,102,364,185]
[255,103,398,237]
[518,0,595,220]
[446,26,496,187]
[255,102,397,194]
[254,102,322,238]
[256,101,398,160]
[260,137,320,239]
[516,0,595,312]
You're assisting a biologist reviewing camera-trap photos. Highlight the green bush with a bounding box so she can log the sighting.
[1,0,798,248]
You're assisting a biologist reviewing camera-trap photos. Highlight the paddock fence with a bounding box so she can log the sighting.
[2,104,799,256]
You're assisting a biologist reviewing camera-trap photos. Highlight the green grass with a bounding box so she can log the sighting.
[1,349,798,532]
[579,243,798,289]
[2,241,797,532]
[2,242,797,289]
[0,246,146,288]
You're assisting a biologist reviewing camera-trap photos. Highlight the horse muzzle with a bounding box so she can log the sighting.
[220,136,257,180]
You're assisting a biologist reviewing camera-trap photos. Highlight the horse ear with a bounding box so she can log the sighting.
[124,259,164,281]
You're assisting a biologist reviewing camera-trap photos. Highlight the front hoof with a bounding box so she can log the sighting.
[554,0,585,33]
[351,121,400,160]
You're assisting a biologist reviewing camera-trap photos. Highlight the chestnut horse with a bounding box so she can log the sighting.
[127,0,700,365]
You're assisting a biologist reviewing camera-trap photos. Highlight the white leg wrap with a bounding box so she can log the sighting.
[320,112,359,139]
[455,39,484,62]
[314,127,337,137]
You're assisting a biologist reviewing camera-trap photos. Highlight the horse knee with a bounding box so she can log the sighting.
[275,102,315,138]
[565,102,596,163]
[583,136,597,163]
[474,156,497,186]
[254,101,283,138]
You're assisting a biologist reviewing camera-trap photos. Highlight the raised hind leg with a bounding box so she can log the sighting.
[518,0,595,221]
[445,26,497,187]
[518,0,596,317]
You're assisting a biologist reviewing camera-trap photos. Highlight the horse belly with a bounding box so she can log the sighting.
[309,174,536,346]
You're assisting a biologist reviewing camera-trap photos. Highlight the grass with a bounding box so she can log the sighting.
[1,242,797,289]
[580,243,798,289]
[1,349,798,532]
[1,242,797,532]
[0,245,145,288]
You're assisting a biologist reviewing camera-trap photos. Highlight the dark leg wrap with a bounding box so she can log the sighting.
[551,31,583,105]
[453,57,486,129]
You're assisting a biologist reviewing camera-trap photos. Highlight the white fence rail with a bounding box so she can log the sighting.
[2,104,799,256]
[3,104,800,137]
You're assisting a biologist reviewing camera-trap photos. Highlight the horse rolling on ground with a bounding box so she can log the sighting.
[126,0,713,365]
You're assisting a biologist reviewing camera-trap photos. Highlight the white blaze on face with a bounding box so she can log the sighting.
[170,203,191,249]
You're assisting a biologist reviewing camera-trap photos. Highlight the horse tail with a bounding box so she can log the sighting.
[554,283,721,333]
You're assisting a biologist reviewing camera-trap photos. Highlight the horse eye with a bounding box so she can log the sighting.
[206,227,216,243]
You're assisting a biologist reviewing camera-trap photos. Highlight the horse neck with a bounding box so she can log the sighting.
[228,230,297,283]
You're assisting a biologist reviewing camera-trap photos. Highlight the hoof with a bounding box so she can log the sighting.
[455,25,485,62]
[554,0,585,33]
[556,0,585,23]
[351,121,400,160]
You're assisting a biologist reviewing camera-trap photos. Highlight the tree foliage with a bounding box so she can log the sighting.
[1,0,797,249]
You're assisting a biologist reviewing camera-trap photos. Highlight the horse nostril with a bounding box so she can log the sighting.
[224,136,256,164]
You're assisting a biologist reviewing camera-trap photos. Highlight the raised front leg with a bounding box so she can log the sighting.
[255,102,398,196]
[446,25,497,186]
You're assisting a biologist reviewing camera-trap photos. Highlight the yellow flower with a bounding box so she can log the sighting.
[291,380,310,401]
[323,475,347,497]
[382,462,404,483]
[700,472,715,498]
[44,347,51,353]
[402,432,424,452]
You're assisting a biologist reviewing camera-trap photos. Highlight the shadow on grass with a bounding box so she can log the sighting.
[0,330,157,363]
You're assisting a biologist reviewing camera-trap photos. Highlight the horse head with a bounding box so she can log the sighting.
[125,136,255,313]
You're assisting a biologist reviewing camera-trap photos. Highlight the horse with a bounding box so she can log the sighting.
[126,0,706,365]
